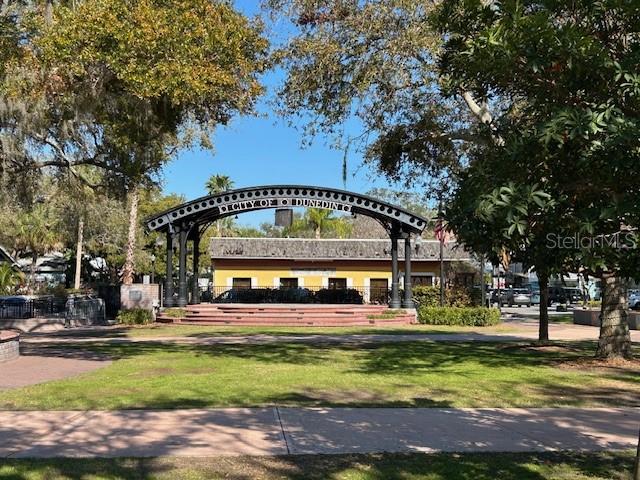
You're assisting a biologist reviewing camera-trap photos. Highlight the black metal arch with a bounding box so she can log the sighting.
[145,185,429,234]
[149,185,428,309]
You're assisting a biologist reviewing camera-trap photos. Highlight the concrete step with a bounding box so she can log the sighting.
[175,315,415,322]
[156,316,415,326]
[184,312,368,319]
[157,304,416,326]
[188,306,391,313]
[165,318,412,327]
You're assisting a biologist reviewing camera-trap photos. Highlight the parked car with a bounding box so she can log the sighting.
[548,287,583,305]
[489,288,509,306]
[563,288,584,304]
[530,290,541,305]
[628,290,640,310]
[506,288,532,307]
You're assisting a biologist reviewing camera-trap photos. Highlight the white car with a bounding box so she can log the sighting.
[629,291,640,310]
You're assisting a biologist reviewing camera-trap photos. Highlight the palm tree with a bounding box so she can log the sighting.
[206,174,235,195]
[303,208,352,239]
[205,175,235,236]
[0,264,24,295]
[13,206,60,292]
[305,208,333,239]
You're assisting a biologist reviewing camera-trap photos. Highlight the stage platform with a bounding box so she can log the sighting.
[156,304,416,327]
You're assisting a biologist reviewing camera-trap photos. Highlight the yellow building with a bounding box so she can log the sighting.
[209,238,475,303]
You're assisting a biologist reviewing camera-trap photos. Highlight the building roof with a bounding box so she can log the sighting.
[0,245,18,267]
[17,251,67,273]
[209,238,473,262]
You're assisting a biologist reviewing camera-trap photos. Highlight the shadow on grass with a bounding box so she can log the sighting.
[0,451,634,480]
[9,339,639,409]
[178,327,467,338]
[20,339,596,369]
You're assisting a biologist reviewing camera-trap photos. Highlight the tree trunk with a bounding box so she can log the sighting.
[29,252,38,294]
[634,427,640,480]
[538,274,549,343]
[122,187,139,285]
[315,226,321,239]
[74,217,84,291]
[596,273,632,359]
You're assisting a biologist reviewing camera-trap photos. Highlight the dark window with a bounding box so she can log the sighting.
[412,275,433,286]
[232,278,252,289]
[280,278,299,289]
[328,278,347,290]
[455,273,475,286]
[370,278,389,304]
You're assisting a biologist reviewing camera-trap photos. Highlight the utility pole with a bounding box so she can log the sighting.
[74,218,84,291]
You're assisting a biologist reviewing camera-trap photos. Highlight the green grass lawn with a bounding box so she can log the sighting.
[0,451,633,480]
[2,341,637,410]
[550,314,575,324]
[62,322,520,339]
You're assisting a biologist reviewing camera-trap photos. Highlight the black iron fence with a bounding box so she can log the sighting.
[200,286,391,305]
[0,296,106,324]
[66,296,106,325]
[0,297,66,319]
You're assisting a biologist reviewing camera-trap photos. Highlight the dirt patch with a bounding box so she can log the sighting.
[499,343,582,354]
[132,367,176,378]
[184,366,217,375]
[288,388,393,405]
[133,366,216,378]
[556,357,640,372]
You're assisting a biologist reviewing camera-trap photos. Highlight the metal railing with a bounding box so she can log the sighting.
[199,286,391,304]
[65,296,106,325]
[0,295,106,324]
[0,297,66,319]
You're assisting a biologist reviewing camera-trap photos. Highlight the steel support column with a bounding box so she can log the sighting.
[177,226,188,307]
[403,235,414,308]
[390,233,401,308]
[164,230,175,307]
[190,229,201,305]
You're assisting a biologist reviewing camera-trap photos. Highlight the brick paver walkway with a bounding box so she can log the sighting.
[18,321,640,346]
[0,407,637,458]
[0,349,110,390]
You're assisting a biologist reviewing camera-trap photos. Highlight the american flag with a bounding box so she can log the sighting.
[435,218,447,243]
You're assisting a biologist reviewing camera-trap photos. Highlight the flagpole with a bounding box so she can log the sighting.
[437,201,445,307]
[439,235,445,307]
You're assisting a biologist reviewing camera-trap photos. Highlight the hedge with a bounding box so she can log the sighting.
[116,308,154,325]
[417,306,501,326]
[412,285,482,308]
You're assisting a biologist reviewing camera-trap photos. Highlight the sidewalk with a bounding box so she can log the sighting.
[1,407,638,458]
[19,322,640,346]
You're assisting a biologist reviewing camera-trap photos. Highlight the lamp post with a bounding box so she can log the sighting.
[150,254,156,284]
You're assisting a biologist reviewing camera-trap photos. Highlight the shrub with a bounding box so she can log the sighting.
[412,286,440,307]
[366,309,406,320]
[417,306,501,326]
[117,308,154,325]
[162,308,187,319]
[412,285,481,308]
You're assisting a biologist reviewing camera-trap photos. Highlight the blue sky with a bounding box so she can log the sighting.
[160,0,403,226]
